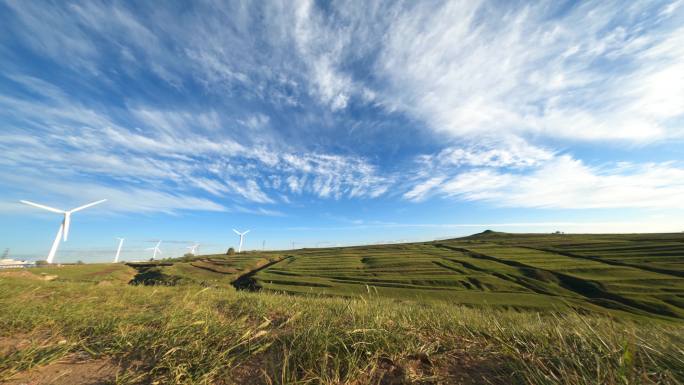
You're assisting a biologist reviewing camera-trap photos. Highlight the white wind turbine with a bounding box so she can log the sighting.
[233,229,250,253]
[187,242,200,255]
[20,199,107,264]
[146,240,162,260]
[114,237,125,263]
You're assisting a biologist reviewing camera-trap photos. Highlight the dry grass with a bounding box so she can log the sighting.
[0,275,682,384]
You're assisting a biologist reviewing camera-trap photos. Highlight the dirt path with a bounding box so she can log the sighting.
[232,256,293,291]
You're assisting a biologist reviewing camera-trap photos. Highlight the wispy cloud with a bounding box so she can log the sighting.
[408,155,684,209]
[374,1,684,142]
[286,220,684,234]
[1,0,683,217]
[0,74,391,213]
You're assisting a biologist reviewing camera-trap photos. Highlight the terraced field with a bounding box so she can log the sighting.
[249,231,684,321]
[2,232,682,384]
[8,232,680,321]
[127,253,286,287]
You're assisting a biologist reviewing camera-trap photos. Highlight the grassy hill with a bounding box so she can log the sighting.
[247,232,684,321]
[0,232,682,384]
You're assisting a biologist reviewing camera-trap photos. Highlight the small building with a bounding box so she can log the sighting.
[0,259,37,269]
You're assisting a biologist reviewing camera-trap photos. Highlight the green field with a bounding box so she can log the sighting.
[246,232,684,321]
[0,232,682,384]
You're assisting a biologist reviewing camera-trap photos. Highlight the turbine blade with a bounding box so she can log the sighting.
[20,200,64,214]
[69,199,107,213]
[63,213,71,242]
[232,229,240,235]
[243,230,250,235]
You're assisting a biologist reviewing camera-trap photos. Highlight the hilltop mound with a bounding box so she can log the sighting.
[464,229,508,238]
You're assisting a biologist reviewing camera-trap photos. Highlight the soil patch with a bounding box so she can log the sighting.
[0,335,32,356]
[0,271,41,281]
[440,352,509,385]
[2,355,119,385]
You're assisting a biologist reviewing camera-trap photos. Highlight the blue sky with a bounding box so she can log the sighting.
[1,0,683,262]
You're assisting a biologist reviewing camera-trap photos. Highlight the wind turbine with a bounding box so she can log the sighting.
[114,237,125,263]
[20,199,107,264]
[233,229,250,253]
[146,240,162,260]
[187,242,200,255]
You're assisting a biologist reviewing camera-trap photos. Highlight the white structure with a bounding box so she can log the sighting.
[20,199,107,264]
[146,240,162,260]
[187,242,200,255]
[0,258,36,269]
[233,229,250,253]
[114,237,125,263]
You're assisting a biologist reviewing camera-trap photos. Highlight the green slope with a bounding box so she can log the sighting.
[4,232,682,321]
[248,232,684,321]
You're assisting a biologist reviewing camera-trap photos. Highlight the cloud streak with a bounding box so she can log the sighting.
[408,155,684,209]
[0,0,683,215]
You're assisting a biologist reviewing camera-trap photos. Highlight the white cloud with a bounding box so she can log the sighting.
[419,155,684,209]
[374,1,684,142]
[2,1,683,215]
[404,177,446,202]
[287,219,684,234]
[421,138,554,169]
[291,0,356,110]
[4,174,227,214]
[0,78,391,209]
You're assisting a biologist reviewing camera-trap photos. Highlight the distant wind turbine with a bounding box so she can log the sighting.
[20,199,107,264]
[233,229,250,253]
[187,242,200,255]
[114,237,124,263]
[146,240,162,260]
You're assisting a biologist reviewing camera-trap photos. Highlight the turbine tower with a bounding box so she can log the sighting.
[233,229,250,253]
[187,242,200,255]
[146,240,162,260]
[20,199,107,264]
[114,237,124,263]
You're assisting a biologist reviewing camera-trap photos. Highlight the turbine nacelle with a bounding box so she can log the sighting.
[20,199,107,263]
[146,240,162,259]
[232,229,250,253]
[187,242,200,255]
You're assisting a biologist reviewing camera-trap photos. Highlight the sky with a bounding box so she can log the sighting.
[1,0,683,262]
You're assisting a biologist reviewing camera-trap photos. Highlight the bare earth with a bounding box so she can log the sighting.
[2,355,118,385]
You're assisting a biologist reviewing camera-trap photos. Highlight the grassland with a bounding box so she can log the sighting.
[1,263,137,284]
[0,232,682,384]
[249,232,684,321]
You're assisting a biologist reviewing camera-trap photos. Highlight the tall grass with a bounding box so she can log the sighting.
[0,277,682,384]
